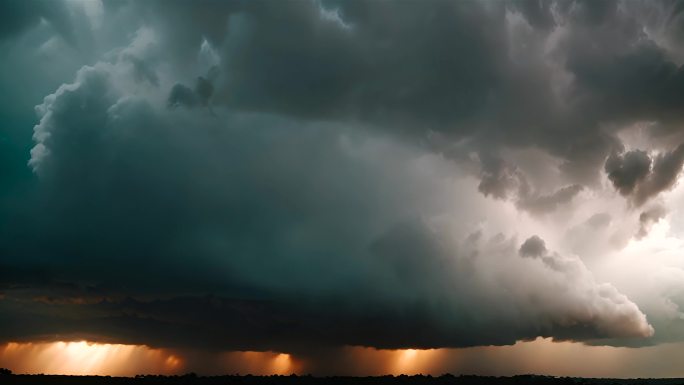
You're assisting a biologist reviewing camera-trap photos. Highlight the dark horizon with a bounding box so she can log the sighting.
[6,371,684,385]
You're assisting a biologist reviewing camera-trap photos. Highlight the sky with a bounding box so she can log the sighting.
[3,0,684,377]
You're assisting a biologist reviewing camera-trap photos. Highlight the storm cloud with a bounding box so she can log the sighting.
[5,0,684,370]
[606,145,684,205]
[0,59,650,352]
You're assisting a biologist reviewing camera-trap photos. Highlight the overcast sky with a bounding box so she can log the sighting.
[3,0,684,376]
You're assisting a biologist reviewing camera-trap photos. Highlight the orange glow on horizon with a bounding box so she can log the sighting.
[0,341,184,376]
[215,351,299,376]
[273,353,293,374]
[335,338,684,378]
[390,348,441,375]
[0,341,301,377]
[6,338,684,378]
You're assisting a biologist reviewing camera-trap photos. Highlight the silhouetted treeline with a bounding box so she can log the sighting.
[2,372,684,385]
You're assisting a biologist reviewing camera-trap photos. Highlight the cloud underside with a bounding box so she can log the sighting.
[6,0,684,354]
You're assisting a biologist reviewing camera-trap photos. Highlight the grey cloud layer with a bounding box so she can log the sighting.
[0,0,73,41]
[93,0,684,191]
[154,0,684,187]
[5,0,684,354]
[1,58,652,351]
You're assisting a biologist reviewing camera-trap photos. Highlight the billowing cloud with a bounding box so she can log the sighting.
[605,150,653,196]
[0,53,652,352]
[606,145,684,205]
[519,235,547,258]
[7,0,684,374]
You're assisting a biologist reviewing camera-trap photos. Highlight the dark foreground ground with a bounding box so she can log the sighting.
[2,374,684,385]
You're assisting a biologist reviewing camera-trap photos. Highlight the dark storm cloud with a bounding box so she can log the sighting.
[477,155,583,214]
[168,74,217,109]
[519,235,547,258]
[83,0,684,192]
[156,0,684,187]
[0,58,653,352]
[477,156,521,200]
[636,144,684,204]
[9,0,684,355]
[216,1,507,126]
[563,16,684,131]
[167,83,200,108]
[605,145,684,205]
[0,0,73,41]
[111,0,577,187]
[605,150,652,196]
[0,226,654,352]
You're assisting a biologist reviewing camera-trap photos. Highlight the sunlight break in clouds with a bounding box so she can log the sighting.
[0,341,182,376]
[0,341,303,376]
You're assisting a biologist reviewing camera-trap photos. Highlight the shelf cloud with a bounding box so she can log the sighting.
[2,0,684,375]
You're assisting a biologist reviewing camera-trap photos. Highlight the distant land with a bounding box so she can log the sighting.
[2,372,684,385]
